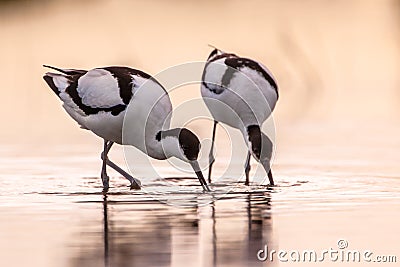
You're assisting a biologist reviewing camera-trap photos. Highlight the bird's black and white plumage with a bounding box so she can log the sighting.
[201,49,278,185]
[43,65,209,192]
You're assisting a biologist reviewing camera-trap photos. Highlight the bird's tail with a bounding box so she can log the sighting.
[207,44,225,54]
[43,71,70,97]
[43,65,86,75]
[42,65,86,97]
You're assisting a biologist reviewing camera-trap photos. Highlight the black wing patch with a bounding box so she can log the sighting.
[65,72,127,116]
[207,49,219,60]
[44,65,163,117]
[103,66,166,98]
[43,75,61,96]
[103,67,136,105]
[202,52,239,94]
[224,57,278,96]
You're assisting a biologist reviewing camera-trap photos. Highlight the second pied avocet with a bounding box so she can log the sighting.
[201,48,278,186]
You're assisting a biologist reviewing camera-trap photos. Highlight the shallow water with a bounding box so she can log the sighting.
[1,129,399,267]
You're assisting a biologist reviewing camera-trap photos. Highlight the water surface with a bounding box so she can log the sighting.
[1,130,399,267]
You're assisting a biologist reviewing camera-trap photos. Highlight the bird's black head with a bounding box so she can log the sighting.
[178,129,209,191]
[156,128,209,191]
[247,125,262,160]
[178,128,201,161]
[157,128,201,161]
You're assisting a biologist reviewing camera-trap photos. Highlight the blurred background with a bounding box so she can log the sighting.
[0,1,399,267]
[0,0,399,142]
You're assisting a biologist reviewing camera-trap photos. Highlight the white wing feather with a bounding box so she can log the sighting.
[77,68,126,108]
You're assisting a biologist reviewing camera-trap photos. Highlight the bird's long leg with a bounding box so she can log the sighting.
[260,132,275,186]
[267,169,274,186]
[208,120,218,183]
[101,140,111,193]
[100,141,141,190]
[244,151,251,186]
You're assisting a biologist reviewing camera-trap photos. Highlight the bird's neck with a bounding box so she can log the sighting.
[246,125,261,152]
[123,127,169,160]
[150,129,180,160]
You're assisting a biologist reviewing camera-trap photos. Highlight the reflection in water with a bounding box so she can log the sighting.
[1,143,399,267]
[103,196,109,267]
[71,191,273,267]
[211,203,217,267]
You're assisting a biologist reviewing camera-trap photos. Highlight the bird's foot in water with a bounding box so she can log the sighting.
[102,184,109,195]
[129,178,141,190]
[101,174,110,194]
